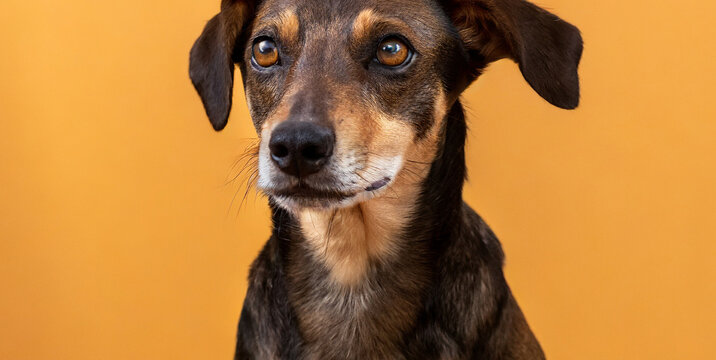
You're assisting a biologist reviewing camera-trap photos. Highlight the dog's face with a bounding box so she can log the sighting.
[243,0,467,210]
[190,0,582,211]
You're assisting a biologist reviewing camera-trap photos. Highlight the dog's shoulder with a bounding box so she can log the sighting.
[407,203,510,355]
[236,236,302,359]
[448,201,506,268]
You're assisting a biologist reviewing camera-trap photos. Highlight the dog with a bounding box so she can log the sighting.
[190,0,582,358]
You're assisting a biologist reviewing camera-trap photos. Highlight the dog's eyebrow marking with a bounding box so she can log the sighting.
[352,9,379,40]
[277,9,300,42]
[257,8,300,43]
[351,9,413,42]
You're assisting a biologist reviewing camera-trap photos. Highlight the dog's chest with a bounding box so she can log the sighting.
[295,288,403,359]
[286,248,430,359]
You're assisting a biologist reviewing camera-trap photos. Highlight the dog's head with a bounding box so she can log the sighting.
[190,0,582,211]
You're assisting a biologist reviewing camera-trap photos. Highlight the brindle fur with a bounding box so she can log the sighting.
[189,0,582,359]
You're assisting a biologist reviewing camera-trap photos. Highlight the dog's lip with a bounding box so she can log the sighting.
[271,185,357,200]
[365,177,391,192]
[268,177,393,201]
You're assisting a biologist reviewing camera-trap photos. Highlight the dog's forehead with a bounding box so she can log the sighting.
[254,0,447,37]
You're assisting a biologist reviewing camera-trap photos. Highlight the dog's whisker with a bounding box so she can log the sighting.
[227,166,260,219]
[237,169,260,215]
[323,209,338,258]
[225,141,260,184]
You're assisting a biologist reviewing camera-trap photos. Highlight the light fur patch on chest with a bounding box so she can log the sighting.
[298,88,448,286]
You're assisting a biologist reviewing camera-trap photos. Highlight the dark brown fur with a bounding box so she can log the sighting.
[189,0,582,358]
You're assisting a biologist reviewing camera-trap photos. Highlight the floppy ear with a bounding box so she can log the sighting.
[443,0,583,109]
[189,1,256,131]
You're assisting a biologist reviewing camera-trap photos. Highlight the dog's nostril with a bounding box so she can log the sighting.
[270,144,289,159]
[302,145,326,161]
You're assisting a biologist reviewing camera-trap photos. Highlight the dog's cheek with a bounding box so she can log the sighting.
[363,110,415,178]
[244,72,285,132]
[370,73,442,140]
[406,82,441,139]
[356,85,446,179]
[244,87,261,132]
[398,85,448,170]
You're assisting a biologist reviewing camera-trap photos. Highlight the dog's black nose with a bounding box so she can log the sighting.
[269,121,334,178]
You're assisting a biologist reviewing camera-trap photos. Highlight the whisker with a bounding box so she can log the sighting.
[225,140,260,219]
[323,209,338,257]
[236,169,260,216]
[225,140,260,186]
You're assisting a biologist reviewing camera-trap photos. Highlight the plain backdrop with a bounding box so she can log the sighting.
[1,0,715,359]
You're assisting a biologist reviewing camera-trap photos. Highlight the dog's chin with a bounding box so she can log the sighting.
[266,177,393,213]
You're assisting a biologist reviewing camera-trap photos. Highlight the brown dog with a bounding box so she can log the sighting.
[190,0,582,358]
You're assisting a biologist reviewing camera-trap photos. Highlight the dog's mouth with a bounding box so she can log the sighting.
[266,177,392,209]
[273,185,356,201]
[364,177,391,192]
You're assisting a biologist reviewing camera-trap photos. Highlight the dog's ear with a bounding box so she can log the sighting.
[443,0,583,109]
[189,1,256,131]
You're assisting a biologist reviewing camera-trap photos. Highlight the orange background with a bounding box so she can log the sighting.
[1,0,715,359]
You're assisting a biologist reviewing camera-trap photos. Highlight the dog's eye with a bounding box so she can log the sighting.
[376,38,410,67]
[252,39,279,67]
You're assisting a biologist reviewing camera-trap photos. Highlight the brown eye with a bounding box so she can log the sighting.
[376,38,410,67]
[252,39,279,67]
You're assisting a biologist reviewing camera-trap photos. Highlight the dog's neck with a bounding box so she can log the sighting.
[296,160,427,285]
[272,102,468,287]
[265,103,467,356]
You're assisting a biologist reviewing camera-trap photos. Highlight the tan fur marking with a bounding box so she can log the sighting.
[276,8,300,43]
[350,9,415,44]
[299,87,449,286]
[351,9,379,42]
[253,8,300,43]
